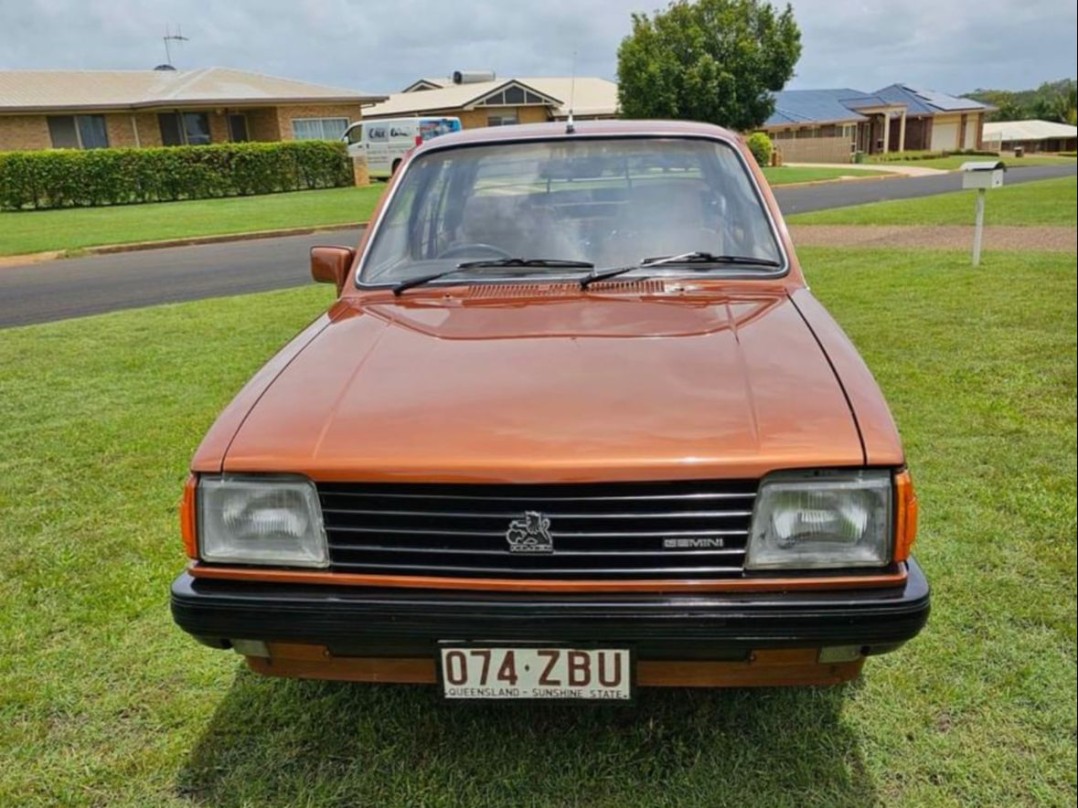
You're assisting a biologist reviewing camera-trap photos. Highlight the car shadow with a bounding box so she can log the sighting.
[177,664,877,807]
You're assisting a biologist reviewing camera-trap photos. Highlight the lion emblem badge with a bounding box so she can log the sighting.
[505,511,554,554]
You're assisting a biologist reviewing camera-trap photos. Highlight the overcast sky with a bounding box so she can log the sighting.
[1,0,1075,96]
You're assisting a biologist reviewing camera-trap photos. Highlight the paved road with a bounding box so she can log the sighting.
[775,163,1075,214]
[0,233,348,328]
[1,163,1074,329]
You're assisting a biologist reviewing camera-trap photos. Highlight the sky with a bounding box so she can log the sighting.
[1,0,1075,96]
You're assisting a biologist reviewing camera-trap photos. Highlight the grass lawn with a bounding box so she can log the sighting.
[788,175,1077,227]
[1,241,1075,805]
[870,154,1077,170]
[762,165,882,185]
[0,185,385,257]
[0,167,896,258]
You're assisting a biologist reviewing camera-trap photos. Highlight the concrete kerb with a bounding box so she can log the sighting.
[0,222,366,269]
[772,172,906,190]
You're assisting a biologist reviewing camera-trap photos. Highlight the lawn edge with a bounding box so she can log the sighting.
[0,222,366,268]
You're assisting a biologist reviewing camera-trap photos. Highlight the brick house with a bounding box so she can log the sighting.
[762,85,992,162]
[871,84,992,153]
[983,119,1078,154]
[366,72,620,128]
[0,67,385,152]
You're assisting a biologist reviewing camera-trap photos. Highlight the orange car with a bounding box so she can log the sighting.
[171,120,928,699]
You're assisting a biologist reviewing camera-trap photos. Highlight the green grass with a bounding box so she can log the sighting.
[0,185,385,257]
[0,168,875,258]
[762,165,882,185]
[788,175,1078,226]
[915,154,1076,169]
[0,166,903,259]
[1,243,1075,805]
[868,153,1076,170]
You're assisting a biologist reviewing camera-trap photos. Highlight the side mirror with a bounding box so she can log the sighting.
[310,246,355,294]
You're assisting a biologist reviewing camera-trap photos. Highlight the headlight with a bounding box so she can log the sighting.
[198,475,328,568]
[745,470,892,570]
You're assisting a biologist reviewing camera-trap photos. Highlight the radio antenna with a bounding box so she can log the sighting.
[566,50,578,134]
[162,24,189,68]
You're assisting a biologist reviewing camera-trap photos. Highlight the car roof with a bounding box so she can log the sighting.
[413,119,742,152]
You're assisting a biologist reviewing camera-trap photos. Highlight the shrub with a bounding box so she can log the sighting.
[868,149,1003,163]
[746,132,773,167]
[868,150,942,163]
[0,141,353,211]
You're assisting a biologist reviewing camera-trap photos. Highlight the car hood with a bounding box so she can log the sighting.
[221,288,865,482]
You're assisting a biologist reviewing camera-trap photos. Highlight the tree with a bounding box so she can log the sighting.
[970,90,1027,122]
[1031,80,1078,124]
[616,0,802,131]
[968,80,1077,123]
[994,97,1028,123]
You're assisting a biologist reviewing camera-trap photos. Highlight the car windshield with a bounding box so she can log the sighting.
[359,137,784,286]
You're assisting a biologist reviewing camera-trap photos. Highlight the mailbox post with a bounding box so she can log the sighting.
[961,161,1006,266]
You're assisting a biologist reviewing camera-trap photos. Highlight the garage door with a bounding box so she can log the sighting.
[931,122,959,151]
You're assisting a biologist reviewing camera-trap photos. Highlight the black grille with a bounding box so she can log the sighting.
[318,480,757,580]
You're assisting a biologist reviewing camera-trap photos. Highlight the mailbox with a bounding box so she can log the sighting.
[961,160,1006,189]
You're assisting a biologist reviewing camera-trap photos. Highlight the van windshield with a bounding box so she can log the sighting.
[420,119,461,140]
[360,137,784,286]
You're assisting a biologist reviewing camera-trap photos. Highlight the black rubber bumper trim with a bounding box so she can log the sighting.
[171,560,929,651]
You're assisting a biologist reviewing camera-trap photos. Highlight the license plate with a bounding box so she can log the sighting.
[439,646,632,700]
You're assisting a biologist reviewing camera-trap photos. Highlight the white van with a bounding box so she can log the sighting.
[343,117,462,179]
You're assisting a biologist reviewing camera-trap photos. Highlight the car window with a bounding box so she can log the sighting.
[360,137,784,285]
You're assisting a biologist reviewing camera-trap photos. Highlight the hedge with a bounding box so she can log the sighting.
[868,149,1002,163]
[0,140,353,211]
[746,132,773,167]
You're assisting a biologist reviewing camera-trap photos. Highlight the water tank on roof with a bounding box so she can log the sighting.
[453,70,496,84]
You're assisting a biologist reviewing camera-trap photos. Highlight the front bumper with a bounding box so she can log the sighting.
[171,559,930,661]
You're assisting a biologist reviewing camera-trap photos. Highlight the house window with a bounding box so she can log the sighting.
[487,113,519,127]
[476,87,546,107]
[292,118,350,141]
[158,112,212,146]
[228,114,249,142]
[47,115,109,149]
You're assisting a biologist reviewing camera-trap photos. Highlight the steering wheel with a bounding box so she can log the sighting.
[436,243,513,260]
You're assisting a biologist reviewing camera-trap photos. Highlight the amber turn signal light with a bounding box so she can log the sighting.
[180,474,199,560]
[894,470,919,562]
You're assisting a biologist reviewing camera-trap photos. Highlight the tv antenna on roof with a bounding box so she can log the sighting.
[566,50,577,134]
[162,24,189,68]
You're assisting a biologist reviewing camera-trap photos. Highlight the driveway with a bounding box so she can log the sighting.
[1,163,1074,329]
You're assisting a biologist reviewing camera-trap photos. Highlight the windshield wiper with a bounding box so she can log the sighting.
[392,267,477,296]
[580,252,782,289]
[643,252,783,268]
[456,257,595,269]
[391,258,595,296]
